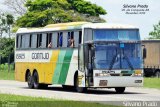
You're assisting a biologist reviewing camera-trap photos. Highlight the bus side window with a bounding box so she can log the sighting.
[63,32,68,47]
[79,31,82,44]
[25,34,30,48]
[32,34,37,48]
[67,31,75,48]
[84,29,93,43]
[37,34,42,48]
[46,33,52,48]
[16,35,19,48]
[20,35,22,48]
[52,32,57,48]
[29,34,32,48]
[74,31,79,47]
[57,32,63,47]
[67,32,71,47]
[22,35,26,48]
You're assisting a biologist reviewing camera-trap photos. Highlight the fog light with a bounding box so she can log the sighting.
[135,80,142,83]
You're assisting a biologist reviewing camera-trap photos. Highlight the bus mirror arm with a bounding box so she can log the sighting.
[142,45,147,59]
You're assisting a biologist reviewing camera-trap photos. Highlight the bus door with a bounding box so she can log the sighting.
[78,44,86,87]
[84,44,94,86]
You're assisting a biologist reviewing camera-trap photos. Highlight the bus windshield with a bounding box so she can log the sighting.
[94,43,142,70]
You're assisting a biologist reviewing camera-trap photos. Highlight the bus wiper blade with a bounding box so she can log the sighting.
[109,54,117,70]
[123,55,134,70]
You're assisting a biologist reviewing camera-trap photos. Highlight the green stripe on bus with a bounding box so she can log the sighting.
[52,50,66,84]
[58,49,73,84]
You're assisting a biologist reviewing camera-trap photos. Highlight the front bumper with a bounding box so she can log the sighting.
[92,76,143,87]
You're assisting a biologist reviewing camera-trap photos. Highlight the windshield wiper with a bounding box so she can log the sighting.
[123,55,134,70]
[109,54,117,70]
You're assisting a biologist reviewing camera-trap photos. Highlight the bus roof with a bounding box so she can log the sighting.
[16,22,138,34]
[83,23,138,29]
[17,22,89,34]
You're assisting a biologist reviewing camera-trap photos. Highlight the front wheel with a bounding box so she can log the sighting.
[115,87,125,94]
[75,76,87,93]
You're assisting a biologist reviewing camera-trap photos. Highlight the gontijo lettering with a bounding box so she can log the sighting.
[32,53,49,59]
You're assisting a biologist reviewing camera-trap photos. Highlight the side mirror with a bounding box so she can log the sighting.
[143,47,147,59]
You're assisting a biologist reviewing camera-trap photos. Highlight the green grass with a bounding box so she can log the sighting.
[0,94,119,107]
[144,78,160,89]
[0,70,15,80]
[0,64,15,80]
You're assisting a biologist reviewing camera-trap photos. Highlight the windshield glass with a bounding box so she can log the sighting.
[94,43,142,70]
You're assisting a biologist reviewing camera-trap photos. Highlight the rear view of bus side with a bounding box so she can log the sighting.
[15,22,143,93]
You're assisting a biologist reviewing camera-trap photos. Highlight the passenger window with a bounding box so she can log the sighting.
[79,31,82,44]
[20,35,22,48]
[46,33,52,48]
[67,32,71,47]
[16,35,19,48]
[63,32,68,47]
[57,32,63,47]
[74,31,79,47]
[37,34,42,48]
[31,34,37,48]
[29,34,32,48]
[21,35,26,48]
[52,32,57,48]
[67,31,75,48]
[24,34,30,48]
[84,29,93,42]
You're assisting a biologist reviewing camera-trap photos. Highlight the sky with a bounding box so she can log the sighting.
[88,0,160,39]
[0,0,160,39]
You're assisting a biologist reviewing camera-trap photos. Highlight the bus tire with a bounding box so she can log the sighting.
[75,75,87,93]
[33,71,40,89]
[115,87,125,94]
[27,72,34,89]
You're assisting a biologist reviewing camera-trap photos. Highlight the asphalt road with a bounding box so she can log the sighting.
[0,80,160,106]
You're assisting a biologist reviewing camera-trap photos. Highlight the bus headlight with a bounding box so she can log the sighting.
[95,73,110,77]
[134,70,143,77]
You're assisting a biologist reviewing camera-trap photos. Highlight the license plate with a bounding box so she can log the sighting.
[99,80,107,86]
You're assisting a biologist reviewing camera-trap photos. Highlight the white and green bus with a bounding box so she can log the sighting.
[15,22,143,93]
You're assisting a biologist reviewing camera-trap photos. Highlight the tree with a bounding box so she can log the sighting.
[0,14,7,38]
[4,0,27,16]
[6,14,14,38]
[0,38,15,72]
[0,13,14,38]
[148,21,160,39]
[16,0,107,27]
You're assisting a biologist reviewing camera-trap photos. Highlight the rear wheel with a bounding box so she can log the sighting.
[115,87,125,94]
[33,72,40,89]
[33,72,48,89]
[27,72,34,89]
